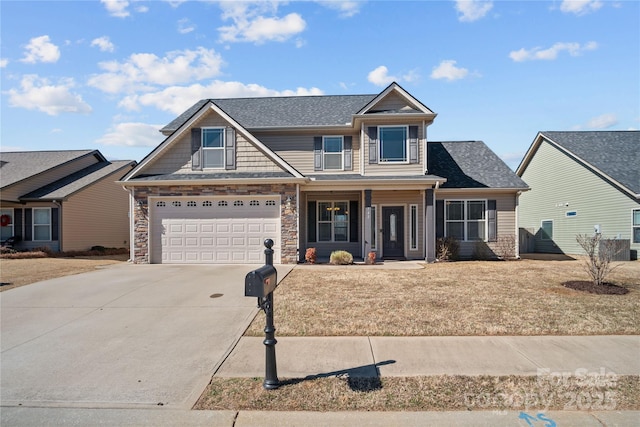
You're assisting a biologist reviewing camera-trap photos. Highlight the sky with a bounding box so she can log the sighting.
[1,0,638,170]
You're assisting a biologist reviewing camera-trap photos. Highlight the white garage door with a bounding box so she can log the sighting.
[150,196,280,264]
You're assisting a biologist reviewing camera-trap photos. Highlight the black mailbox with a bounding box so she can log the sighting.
[245,265,277,297]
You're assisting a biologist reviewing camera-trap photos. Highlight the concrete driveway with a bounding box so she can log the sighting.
[0,263,294,410]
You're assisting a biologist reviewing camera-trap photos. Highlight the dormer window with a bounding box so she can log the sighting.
[323,136,343,170]
[379,126,408,163]
[202,127,225,169]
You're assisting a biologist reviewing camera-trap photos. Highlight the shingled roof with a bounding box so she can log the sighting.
[537,131,639,196]
[429,141,529,189]
[161,94,378,133]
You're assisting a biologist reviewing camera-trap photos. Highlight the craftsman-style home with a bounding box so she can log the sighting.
[121,83,528,264]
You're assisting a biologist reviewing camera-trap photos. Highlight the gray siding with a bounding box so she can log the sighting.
[519,140,640,255]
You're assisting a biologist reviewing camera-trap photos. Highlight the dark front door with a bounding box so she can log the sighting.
[382,206,404,259]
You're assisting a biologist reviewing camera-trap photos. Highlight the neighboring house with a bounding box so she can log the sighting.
[0,150,136,252]
[121,82,528,264]
[516,131,639,259]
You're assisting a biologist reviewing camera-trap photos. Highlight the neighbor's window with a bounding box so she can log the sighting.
[318,201,349,242]
[33,208,51,241]
[379,126,408,163]
[633,209,640,244]
[0,208,14,241]
[323,136,343,170]
[445,200,487,241]
[202,127,225,168]
[410,204,418,250]
[541,220,553,240]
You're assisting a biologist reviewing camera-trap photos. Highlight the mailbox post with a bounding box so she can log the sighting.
[244,239,279,390]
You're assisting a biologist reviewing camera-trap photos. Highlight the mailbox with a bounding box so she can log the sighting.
[245,265,277,297]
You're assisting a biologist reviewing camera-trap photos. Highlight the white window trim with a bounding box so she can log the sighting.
[410,204,418,250]
[0,208,15,241]
[323,136,344,171]
[444,199,488,242]
[378,125,409,164]
[632,208,640,244]
[202,127,225,169]
[33,207,52,242]
[370,205,377,250]
[541,219,553,241]
[317,200,350,243]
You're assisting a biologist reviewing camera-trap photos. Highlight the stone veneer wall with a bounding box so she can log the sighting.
[131,183,298,264]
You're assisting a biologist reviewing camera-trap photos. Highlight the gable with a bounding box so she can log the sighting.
[365,90,423,114]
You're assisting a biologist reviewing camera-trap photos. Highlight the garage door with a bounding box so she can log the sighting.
[150,196,280,264]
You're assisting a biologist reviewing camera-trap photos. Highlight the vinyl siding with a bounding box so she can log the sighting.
[1,154,101,202]
[371,92,419,112]
[363,123,424,176]
[519,140,640,255]
[62,169,133,251]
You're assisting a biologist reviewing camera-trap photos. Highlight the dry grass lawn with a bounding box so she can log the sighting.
[0,255,128,292]
[245,258,640,337]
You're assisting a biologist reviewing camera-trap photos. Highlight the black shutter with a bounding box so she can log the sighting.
[409,126,419,163]
[488,200,497,242]
[367,126,378,164]
[13,209,22,241]
[225,127,236,170]
[25,208,32,241]
[191,128,202,170]
[349,200,358,242]
[344,136,353,170]
[307,201,317,242]
[313,137,322,171]
[436,200,444,239]
[51,207,59,241]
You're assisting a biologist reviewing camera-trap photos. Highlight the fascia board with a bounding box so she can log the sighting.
[356,82,435,115]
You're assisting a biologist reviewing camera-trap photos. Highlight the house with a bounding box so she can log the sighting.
[0,150,136,252]
[516,131,639,259]
[121,82,528,264]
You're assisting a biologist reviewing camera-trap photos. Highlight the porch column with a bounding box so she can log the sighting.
[364,189,372,257]
[425,188,436,262]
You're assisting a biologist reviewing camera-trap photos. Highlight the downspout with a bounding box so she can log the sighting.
[515,190,522,259]
[296,183,300,263]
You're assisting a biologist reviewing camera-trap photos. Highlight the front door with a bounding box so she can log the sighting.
[382,206,404,259]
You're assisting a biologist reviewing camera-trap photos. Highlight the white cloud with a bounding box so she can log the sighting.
[20,35,60,64]
[317,1,362,18]
[0,58,8,68]
[367,65,396,86]
[96,122,164,147]
[560,0,603,15]
[217,2,306,44]
[91,36,115,52]
[88,47,224,94]
[586,113,618,129]
[6,74,92,116]
[430,60,469,81]
[177,18,195,34]
[509,41,598,61]
[101,0,130,17]
[455,0,493,22]
[119,80,324,115]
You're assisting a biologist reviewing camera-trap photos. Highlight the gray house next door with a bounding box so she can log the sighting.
[382,206,404,259]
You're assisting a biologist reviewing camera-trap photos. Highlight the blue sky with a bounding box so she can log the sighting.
[1,0,638,170]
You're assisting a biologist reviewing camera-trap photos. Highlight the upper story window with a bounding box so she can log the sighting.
[323,136,343,170]
[202,127,225,169]
[379,126,408,163]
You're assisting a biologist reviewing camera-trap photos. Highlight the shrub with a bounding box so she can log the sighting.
[330,250,353,265]
[304,247,317,264]
[494,234,517,260]
[436,237,459,261]
[576,234,622,286]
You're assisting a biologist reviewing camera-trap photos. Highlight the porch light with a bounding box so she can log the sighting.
[285,196,293,208]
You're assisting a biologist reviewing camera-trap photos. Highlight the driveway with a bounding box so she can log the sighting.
[0,263,294,409]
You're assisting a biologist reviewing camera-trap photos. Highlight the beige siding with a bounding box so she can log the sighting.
[519,140,640,255]
[371,92,419,112]
[62,169,133,251]
[2,155,100,202]
[363,123,424,176]
[371,190,424,259]
[141,110,286,175]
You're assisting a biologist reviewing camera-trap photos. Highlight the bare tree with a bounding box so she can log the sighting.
[575,234,622,286]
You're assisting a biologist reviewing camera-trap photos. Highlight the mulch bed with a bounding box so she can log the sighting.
[563,280,629,295]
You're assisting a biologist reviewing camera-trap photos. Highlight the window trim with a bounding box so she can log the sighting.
[410,204,418,250]
[541,220,553,241]
[378,125,409,164]
[322,135,344,171]
[317,200,350,243]
[632,209,640,244]
[444,199,488,242]
[202,127,225,169]
[32,207,52,242]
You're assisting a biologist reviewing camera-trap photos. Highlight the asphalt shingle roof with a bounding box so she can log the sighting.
[161,95,378,133]
[428,141,529,189]
[540,131,639,195]
[0,150,99,188]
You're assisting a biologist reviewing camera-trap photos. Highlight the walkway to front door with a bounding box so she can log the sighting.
[382,206,404,259]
